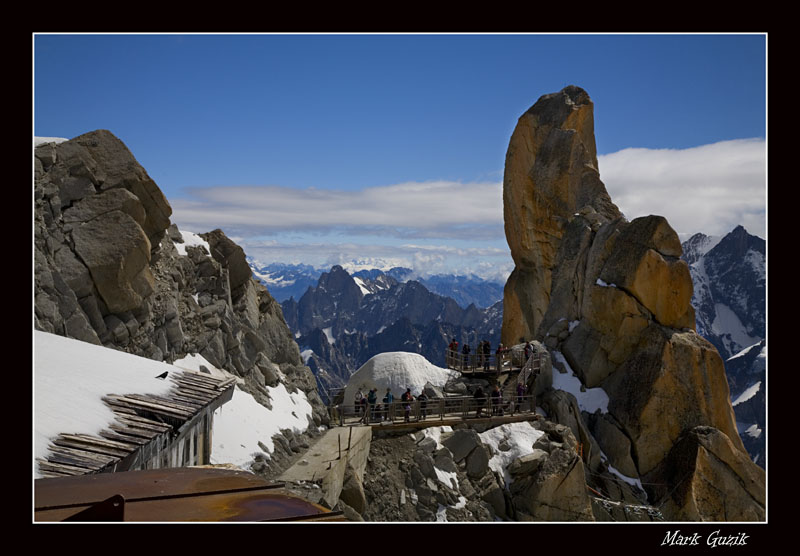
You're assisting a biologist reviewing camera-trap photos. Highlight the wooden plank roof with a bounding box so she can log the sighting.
[36,369,237,478]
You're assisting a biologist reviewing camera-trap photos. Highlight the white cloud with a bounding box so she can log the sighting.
[171,180,504,240]
[231,237,514,282]
[598,138,766,238]
[170,138,766,278]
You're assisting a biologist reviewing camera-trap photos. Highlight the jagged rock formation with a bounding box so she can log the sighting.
[500,87,765,521]
[680,227,765,468]
[360,421,594,522]
[682,226,765,361]
[502,85,622,345]
[281,265,503,400]
[34,131,329,460]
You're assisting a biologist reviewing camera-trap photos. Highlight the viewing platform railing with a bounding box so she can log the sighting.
[330,393,538,427]
[445,349,519,373]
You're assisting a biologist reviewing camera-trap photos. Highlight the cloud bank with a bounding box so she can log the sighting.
[598,138,766,239]
[172,180,504,240]
[169,138,766,277]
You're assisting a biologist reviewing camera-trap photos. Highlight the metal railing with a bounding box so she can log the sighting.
[518,350,546,388]
[329,394,538,427]
[445,349,518,373]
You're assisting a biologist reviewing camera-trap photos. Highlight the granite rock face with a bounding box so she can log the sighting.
[502,86,622,345]
[500,88,765,521]
[644,426,765,521]
[34,130,329,437]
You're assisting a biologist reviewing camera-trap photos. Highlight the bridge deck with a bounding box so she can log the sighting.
[366,412,543,431]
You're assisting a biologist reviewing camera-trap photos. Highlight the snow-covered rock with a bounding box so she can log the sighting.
[342,352,457,405]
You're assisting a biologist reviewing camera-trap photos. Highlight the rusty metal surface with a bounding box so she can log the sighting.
[34,467,340,522]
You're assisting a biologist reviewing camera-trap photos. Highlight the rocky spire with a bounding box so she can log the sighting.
[502,86,622,345]
[500,87,765,521]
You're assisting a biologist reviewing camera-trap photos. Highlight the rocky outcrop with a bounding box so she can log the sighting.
[502,86,622,345]
[500,88,765,521]
[34,130,329,445]
[508,423,594,521]
[643,426,765,521]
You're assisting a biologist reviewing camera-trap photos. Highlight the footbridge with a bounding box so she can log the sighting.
[328,349,548,432]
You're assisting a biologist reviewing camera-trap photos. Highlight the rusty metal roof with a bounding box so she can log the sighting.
[34,467,343,522]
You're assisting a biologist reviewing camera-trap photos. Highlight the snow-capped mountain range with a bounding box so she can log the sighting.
[262,264,503,402]
[247,226,766,466]
[249,260,505,309]
[680,225,766,467]
[681,225,765,361]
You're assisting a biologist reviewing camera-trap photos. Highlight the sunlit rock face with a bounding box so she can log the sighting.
[501,86,621,345]
[500,87,765,521]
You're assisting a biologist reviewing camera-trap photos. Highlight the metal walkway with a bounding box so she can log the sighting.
[328,348,548,430]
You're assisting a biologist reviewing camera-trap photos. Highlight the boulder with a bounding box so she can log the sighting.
[70,210,155,314]
[339,463,367,514]
[586,413,637,478]
[598,216,694,330]
[644,426,765,521]
[465,444,491,479]
[509,445,594,521]
[602,325,743,476]
[539,389,602,472]
[441,428,482,462]
[507,449,548,477]
[201,229,254,293]
[71,130,172,245]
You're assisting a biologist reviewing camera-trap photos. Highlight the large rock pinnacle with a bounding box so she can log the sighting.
[500,87,765,521]
[502,86,622,344]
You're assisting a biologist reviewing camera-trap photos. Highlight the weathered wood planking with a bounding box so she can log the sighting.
[40,370,236,477]
[53,437,131,458]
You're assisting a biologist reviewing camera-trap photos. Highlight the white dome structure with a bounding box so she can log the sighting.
[343,352,457,406]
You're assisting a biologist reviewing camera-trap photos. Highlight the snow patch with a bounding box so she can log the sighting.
[175,230,210,257]
[744,424,762,439]
[255,272,296,287]
[300,349,315,364]
[322,327,335,345]
[434,467,459,490]
[211,382,313,468]
[173,353,233,381]
[551,351,609,413]
[35,136,69,146]
[732,381,761,406]
[596,278,617,288]
[711,303,759,354]
[352,276,372,296]
[569,320,580,333]
[419,426,453,450]
[34,331,180,477]
[479,422,545,487]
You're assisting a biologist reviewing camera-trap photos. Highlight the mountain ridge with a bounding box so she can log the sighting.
[250,260,506,309]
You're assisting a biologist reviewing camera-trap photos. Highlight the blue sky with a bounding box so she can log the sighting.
[34,33,767,279]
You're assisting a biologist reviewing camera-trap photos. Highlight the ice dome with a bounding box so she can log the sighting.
[342,352,457,406]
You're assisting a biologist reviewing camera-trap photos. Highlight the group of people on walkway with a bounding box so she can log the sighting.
[472,382,530,418]
[447,338,513,372]
[354,386,429,424]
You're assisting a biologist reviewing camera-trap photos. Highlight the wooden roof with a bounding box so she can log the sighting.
[36,369,236,478]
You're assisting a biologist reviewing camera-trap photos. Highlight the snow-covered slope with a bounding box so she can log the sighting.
[33,330,315,476]
[34,330,175,474]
